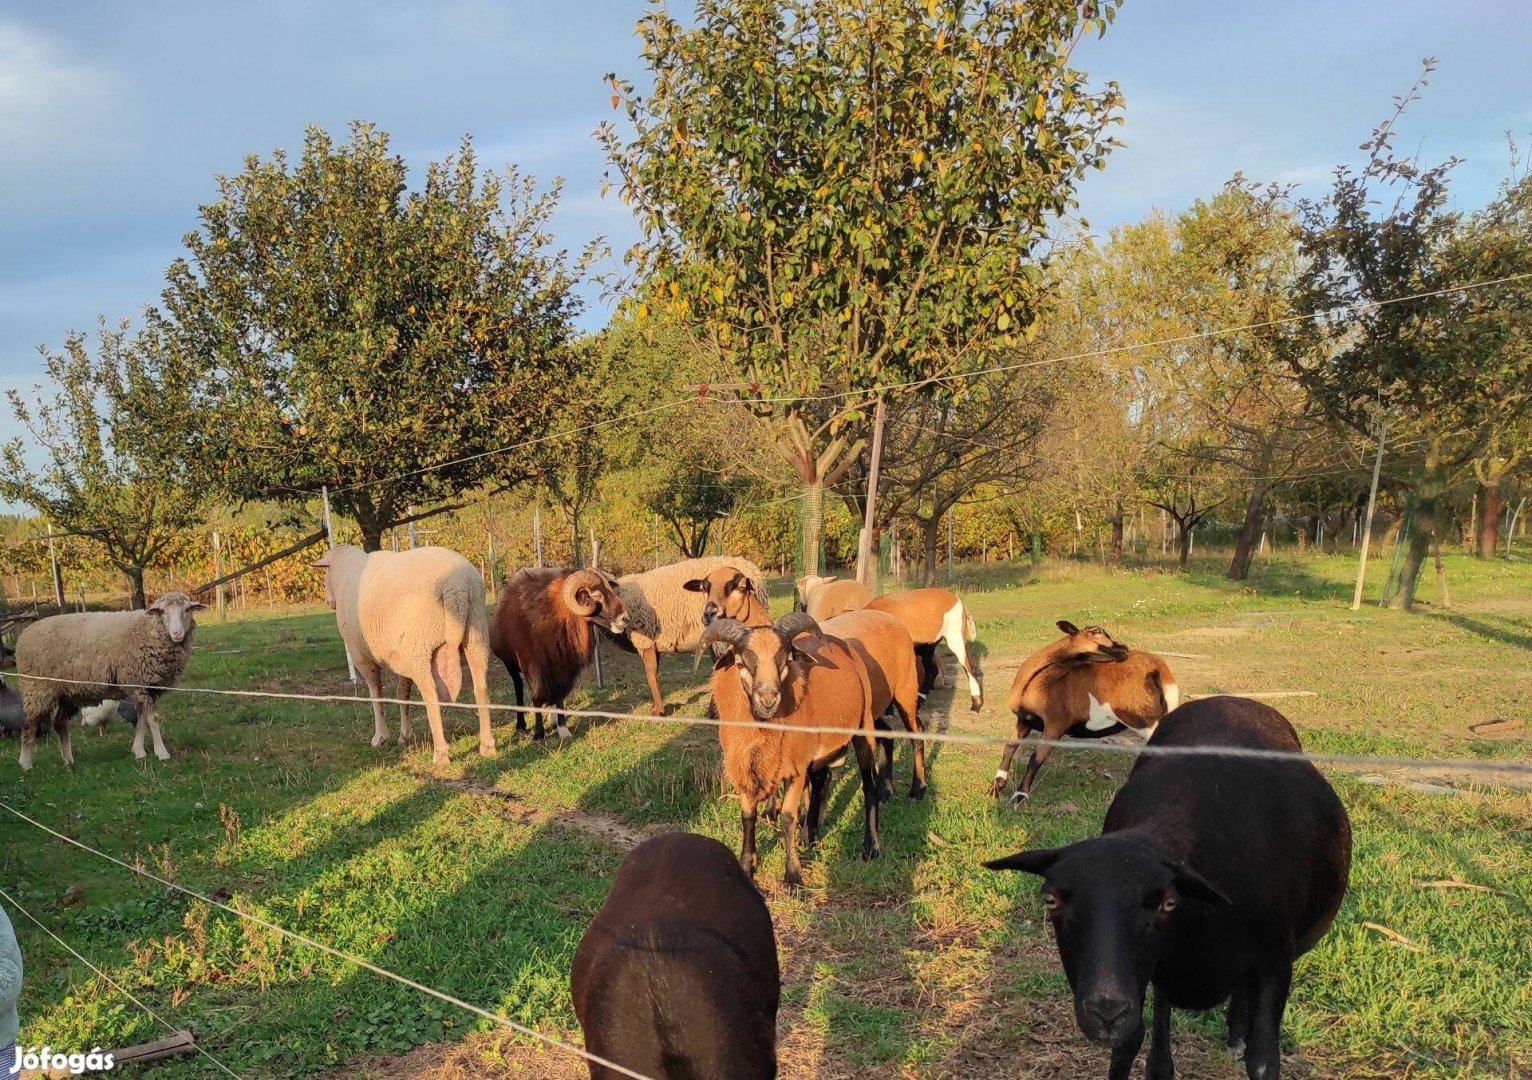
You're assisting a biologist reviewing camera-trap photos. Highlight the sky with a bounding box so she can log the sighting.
[2,0,1530,463]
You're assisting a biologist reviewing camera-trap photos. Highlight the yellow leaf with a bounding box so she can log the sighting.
[912,149,926,168]
[636,302,649,322]
[780,291,793,308]
[610,94,620,109]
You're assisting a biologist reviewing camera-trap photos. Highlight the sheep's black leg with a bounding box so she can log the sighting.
[1107,1020,1145,1080]
[739,800,759,877]
[915,644,939,698]
[532,704,547,742]
[874,715,895,802]
[1243,961,1291,1080]
[990,714,1032,798]
[853,736,881,861]
[1227,977,1252,1058]
[779,774,808,889]
[804,763,831,846]
[502,659,527,732]
[1145,986,1175,1080]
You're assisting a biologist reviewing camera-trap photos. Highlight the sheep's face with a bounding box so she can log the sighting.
[731,626,827,721]
[793,574,835,612]
[985,837,1229,1049]
[684,569,757,626]
[565,570,628,634]
[146,592,208,644]
[1055,621,1129,663]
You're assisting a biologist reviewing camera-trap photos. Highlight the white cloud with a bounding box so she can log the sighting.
[0,20,109,156]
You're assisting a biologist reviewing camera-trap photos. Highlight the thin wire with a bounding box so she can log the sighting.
[0,884,246,1080]
[0,804,655,1080]
[7,672,1528,778]
[318,272,1532,501]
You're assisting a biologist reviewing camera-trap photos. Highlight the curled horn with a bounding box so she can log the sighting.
[562,569,605,617]
[774,611,821,643]
[699,617,754,652]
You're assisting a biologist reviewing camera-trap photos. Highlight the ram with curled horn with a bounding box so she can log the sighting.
[488,566,629,742]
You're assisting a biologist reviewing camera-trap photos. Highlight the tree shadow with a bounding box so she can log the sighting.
[1424,612,1532,652]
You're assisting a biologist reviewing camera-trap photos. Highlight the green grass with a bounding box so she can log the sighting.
[2,550,1529,1078]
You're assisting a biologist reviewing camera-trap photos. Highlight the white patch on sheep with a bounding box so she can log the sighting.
[1085,693,1121,732]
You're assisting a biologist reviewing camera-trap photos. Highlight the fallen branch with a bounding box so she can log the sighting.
[1361,921,1422,952]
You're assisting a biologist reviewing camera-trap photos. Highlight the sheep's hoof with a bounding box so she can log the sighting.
[970,696,984,712]
[371,735,386,748]
[155,749,171,762]
[478,741,497,757]
[556,726,573,741]
[132,747,147,761]
[431,752,450,767]
[648,703,668,717]
[1009,790,1030,807]
[1227,1038,1246,1059]
[877,779,895,802]
[908,782,928,801]
[783,869,804,892]
[861,841,881,862]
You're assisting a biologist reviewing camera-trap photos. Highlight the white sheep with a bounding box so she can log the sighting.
[313,544,495,766]
[13,591,207,770]
[608,556,766,714]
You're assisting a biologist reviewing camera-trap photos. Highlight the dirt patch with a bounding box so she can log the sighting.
[437,777,659,849]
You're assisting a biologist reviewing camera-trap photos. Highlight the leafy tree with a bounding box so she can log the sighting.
[1292,66,1532,605]
[601,0,1123,573]
[646,466,749,557]
[2,324,204,608]
[126,123,592,551]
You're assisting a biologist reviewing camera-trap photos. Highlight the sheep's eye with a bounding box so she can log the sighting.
[1042,892,1062,911]
[1159,895,1177,914]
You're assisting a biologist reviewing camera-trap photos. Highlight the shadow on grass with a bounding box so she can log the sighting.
[1425,611,1532,652]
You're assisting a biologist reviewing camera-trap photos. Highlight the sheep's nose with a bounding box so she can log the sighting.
[701,604,718,625]
[754,693,780,717]
[1082,994,1134,1037]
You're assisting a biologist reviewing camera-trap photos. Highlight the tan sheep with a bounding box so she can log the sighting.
[609,556,765,715]
[795,574,874,621]
[313,545,495,767]
[866,587,983,710]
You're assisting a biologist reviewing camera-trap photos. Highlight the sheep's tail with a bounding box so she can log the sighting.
[433,575,483,703]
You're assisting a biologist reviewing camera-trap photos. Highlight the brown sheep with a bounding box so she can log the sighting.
[701,612,883,890]
[992,621,1179,804]
[686,568,928,799]
[866,587,983,710]
[488,567,628,741]
[795,574,873,621]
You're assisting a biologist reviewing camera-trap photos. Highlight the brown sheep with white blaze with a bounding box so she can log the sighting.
[686,567,929,799]
[992,621,1178,804]
[866,587,983,710]
[488,567,628,741]
[702,612,883,890]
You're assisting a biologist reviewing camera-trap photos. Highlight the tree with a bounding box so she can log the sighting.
[2,324,204,608]
[646,466,749,557]
[127,123,592,551]
[1292,65,1532,606]
[601,0,1123,573]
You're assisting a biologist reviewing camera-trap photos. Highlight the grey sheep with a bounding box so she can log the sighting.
[606,556,765,715]
[13,592,205,770]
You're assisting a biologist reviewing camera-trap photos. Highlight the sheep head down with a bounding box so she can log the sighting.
[701,613,830,722]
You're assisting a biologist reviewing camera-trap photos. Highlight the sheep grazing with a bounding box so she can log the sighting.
[608,556,765,715]
[820,608,928,800]
[12,591,206,770]
[488,566,628,741]
[866,587,983,710]
[314,545,496,767]
[571,832,780,1080]
[992,621,1178,804]
[686,569,929,799]
[701,612,883,889]
[985,697,1352,1080]
[795,574,873,621]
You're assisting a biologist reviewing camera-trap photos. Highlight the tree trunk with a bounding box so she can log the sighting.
[1177,521,1193,569]
[1387,524,1432,610]
[126,566,147,610]
[1109,501,1124,564]
[801,479,824,578]
[1227,486,1268,581]
[1477,481,1503,558]
[570,507,583,568]
[921,516,940,586]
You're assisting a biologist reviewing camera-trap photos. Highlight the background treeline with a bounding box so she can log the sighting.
[2,15,1529,616]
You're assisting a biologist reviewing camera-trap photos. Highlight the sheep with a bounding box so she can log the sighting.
[795,574,873,621]
[313,544,495,767]
[686,568,928,800]
[985,696,1352,1080]
[992,621,1179,804]
[12,591,206,770]
[700,612,883,889]
[866,587,983,710]
[571,832,780,1080]
[488,566,628,741]
[607,556,765,715]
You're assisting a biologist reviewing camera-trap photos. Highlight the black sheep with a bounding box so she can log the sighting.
[571,832,780,1080]
[985,696,1351,1080]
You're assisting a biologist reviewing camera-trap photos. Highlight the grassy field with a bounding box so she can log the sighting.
[1,550,1529,1079]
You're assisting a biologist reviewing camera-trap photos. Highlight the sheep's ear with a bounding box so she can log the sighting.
[1168,862,1231,906]
[682,578,709,593]
[1056,620,1080,636]
[983,847,1064,876]
[789,634,834,668]
[312,553,333,569]
[187,601,208,613]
